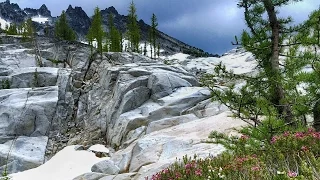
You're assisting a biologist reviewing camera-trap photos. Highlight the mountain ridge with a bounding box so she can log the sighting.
[0,0,219,57]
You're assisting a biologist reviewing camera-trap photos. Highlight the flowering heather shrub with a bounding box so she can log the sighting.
[148,126,320,180]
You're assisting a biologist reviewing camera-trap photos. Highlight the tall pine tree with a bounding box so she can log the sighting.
[201,0,305,128]
[55,11,76,41]
[149,13,158,59]
[87,7,105,56]
[127,1,140,52]
[108,13,122,52]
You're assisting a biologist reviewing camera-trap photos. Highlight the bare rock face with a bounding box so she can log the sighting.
[0,36,230,178]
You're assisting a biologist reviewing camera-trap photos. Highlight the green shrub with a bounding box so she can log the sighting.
[1,79,10,89]
[149,121,320,180]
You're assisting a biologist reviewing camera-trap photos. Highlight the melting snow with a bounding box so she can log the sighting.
[0,17,10,30]
[10,146,109,180]
[32,15,49,24]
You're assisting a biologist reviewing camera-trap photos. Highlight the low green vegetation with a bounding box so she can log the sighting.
[148,123,320,179]
[1,79,10,89]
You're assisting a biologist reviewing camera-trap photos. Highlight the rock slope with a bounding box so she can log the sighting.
[0,35,253,179]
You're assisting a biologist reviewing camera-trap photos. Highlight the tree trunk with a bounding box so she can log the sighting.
[263,0,294,124]
[313,99,320,131]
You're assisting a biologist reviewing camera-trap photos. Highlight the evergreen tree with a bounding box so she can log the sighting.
[157,42,160,58]
[108,13,122,52]
[149,13,158,59]
[7,23,17,35]
[127,0,140,52]
[143,41,147,56]
[87,7,105,55]
[201,0,304,128]
[55,10,76,41]
[292,8,320,130]
[22,18,34,41]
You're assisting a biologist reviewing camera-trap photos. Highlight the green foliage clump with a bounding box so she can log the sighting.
[1,79,10,89]
[55,10,76,41]
[33,68,40,87]
[21,18,34,42]
[6,23,18,35]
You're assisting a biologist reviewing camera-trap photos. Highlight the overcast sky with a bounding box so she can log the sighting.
[10,0,320,54]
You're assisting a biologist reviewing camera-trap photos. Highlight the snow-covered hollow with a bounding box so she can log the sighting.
[10,146,109,180]
[31,15,49,24]
[0,17,10,29]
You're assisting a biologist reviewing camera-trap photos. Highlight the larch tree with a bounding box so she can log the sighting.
[201,0,305,132]
[127,0,140,52]
[149,13,158,59]
[108,13,122,52]
[55,10,76,41]
[87,7,105,56]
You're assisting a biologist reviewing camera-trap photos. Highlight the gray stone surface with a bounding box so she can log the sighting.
[0,136,48,174]
[0,87,58,142]
[73,172,107,180]
[147,73,192,100]
[91,160,120,175]
[146,114,199,134]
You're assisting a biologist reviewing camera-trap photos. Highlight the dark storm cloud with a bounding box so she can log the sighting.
[10,0,320,54]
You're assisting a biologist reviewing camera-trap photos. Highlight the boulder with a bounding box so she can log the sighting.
[0,136,48,174]
[10,67,58,88]
[0,87,58,142]
[91,160,120,175]
[73,172,107,180]
[147,73,192,100]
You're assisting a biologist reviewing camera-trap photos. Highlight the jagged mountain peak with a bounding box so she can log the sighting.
[65,4,91,36]
[66,4,73,11]
[105,6,119,15]
[38,4,51,17]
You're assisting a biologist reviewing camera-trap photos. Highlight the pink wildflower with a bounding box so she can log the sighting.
[283,131,290,137]
[271,136,278,144]
[240,135,249,140]
[195,169,202,176]
[288,171,298,178]
[301,146,308,152]
[295,132,304,138]
[251,166,260,171]
[307,128,315,133]
[185,163,192,169]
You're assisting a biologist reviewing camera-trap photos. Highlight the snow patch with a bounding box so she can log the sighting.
[88,144,110,153]
[0,17,10,30]
[32,15,49,24]
[10,145,109,180]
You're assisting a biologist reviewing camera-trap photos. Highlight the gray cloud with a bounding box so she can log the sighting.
[10,0,320,54]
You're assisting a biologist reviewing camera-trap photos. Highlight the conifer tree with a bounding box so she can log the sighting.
[143,41,147,56]
[201,0,304,127]
[87,7,105,55]
[7,23,17,35]
[127,0,140,52]
[55,10,76,41]
[22,18,34,41]
[291,8,320,130]
[149,13,158,59]
[108,13,122,52]
[157,42,160,58]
